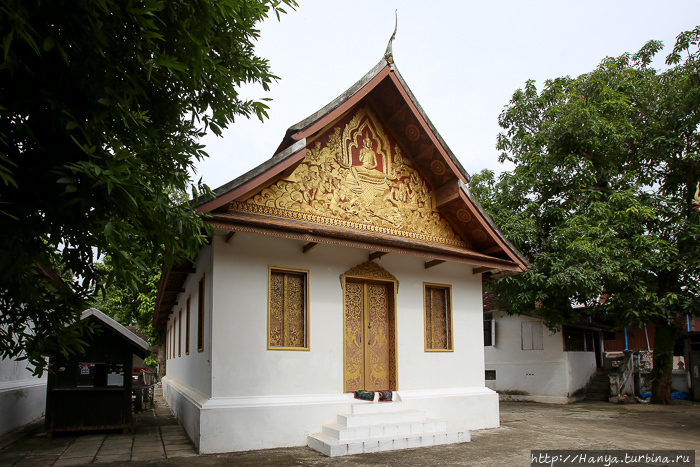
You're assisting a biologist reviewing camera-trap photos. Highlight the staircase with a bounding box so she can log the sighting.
[307,396,470,457]
[585,371,612,401]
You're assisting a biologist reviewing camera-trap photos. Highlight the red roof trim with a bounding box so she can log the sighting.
[197,145,307,213]
[458,188,528,272]
[387,72,467,184]
[291,66,392,142]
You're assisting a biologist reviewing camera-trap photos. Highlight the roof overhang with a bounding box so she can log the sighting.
[82,308,151,358]
[154,56,529,327]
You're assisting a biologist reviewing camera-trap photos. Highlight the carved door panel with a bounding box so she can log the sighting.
[343,281,365,392]
[344,280,396,392]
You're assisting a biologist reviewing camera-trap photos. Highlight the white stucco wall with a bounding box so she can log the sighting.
[208,232,486,397]
[164,244,213,399]
[0,357,47,436]
[163,231,499,453]
[210,232,350,397]
[565,351,597,397]
[162,244,214,447]
[484,312,596,403]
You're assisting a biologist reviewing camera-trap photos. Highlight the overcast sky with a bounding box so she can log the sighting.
[193,0,700,191]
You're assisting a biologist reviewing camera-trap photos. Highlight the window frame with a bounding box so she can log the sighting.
[521,320,544,351]
[423,282,454,352]
[178,309,182,357]
[563,325,595,352]
[484,312,495,347]
[267,266,310,351]
[185,296,191,355]
[171,319,176,358]
[197,274,205,353]
[167,323,171,359]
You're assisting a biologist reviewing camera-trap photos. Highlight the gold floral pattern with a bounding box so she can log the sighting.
[269,270,307,349]
[342,260,398,285]
[344,280,365,392]
[425,285,452,351]
[233,106,466,248]
[343,279,396,392]
[366,282,392,390]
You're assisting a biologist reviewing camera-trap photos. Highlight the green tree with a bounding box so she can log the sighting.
[0,0,296,375]
[90,256,160,337]
[472,27,700,404]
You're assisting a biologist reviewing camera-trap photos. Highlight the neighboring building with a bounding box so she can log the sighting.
[153,46,527,455]
[483,293,603,404]
[0,262,65,435]
[0,356,46,436]
[604,319,700,398]
[484,293,700,402]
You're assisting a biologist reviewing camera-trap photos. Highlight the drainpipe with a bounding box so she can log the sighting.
[687,315,691,333]
[624,328,628,351]
[643,324,650,352]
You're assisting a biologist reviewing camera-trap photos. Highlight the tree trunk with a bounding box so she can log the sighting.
[650,319,677,404]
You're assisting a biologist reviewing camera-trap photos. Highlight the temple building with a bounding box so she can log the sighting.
[154,40,527,456]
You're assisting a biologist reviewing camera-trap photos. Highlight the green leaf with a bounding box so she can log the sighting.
[475,26,700,398]
[42,36,55,51]
[2,30,13,60]
[0,0,290,376]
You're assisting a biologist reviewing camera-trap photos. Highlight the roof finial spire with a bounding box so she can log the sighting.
[384,10,397,70]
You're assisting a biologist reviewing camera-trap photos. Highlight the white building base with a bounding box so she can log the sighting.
[163,378,499,454]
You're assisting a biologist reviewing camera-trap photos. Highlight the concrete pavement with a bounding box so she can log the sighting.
[0,395,196,466]
[1,395,699,466]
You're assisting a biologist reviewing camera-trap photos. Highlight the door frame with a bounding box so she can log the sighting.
[340,261,399,393]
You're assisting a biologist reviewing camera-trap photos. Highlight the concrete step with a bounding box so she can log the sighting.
[337,410,427,428]
[308,397,470,457]
[322,418,447,441]
[351,400,406,415]
[586,395,609,401]
[586,372,612,401]
[307,430,470,457]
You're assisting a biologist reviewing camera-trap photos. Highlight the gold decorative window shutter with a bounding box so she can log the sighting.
[424,284,453,351]
[268,267,309,350]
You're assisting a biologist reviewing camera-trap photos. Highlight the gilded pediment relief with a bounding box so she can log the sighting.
[230,105,468,248]
[342,260,398,283]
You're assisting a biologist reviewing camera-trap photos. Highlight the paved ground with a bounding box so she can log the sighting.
[1,395,699,466]
[0,396,196,466]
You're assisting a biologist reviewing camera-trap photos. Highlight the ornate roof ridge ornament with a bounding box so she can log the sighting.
[384,10,398,71]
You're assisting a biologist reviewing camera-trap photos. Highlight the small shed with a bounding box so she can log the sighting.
[45,308,150,434]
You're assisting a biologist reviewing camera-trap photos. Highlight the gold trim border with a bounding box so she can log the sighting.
[231,200,468,248]
[423,282,454,353]
[341,269,399,393]
[267,265,311,351]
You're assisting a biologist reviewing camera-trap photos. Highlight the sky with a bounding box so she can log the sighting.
[193,0,700,191]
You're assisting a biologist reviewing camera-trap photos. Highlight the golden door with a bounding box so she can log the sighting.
[343,280,396,392]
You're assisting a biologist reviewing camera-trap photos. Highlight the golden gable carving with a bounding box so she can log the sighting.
[343,260,398,282]
[231,106,468,248]
[341,260,399,292]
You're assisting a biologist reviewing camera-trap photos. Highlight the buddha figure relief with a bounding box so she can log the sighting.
[348,137,389,205]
